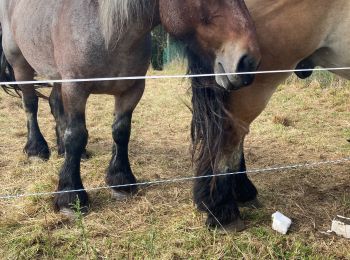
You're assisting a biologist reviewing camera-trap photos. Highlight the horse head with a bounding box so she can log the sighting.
[159,0,261,91]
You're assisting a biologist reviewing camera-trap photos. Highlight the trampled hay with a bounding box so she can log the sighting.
[0,66,349,258]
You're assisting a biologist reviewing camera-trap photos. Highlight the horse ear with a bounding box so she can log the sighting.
[159,0,193,38]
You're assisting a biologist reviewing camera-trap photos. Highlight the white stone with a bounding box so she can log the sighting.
[331,215,350,239]
[272,211,292,235]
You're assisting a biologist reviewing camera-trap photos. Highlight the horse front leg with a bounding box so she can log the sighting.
[49,84,90,158]
[106,80,145,200]
[193,138,258,231]
[223,141,259,208]
[194,169,244,231]
[54,84,89,215]
[14,66,50,159]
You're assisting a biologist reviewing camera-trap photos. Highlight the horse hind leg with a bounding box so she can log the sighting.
[13,63,50,159]
[106,80,145,200]
[49,84,66,156]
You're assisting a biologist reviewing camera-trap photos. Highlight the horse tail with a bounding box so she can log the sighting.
[0,28,21,98]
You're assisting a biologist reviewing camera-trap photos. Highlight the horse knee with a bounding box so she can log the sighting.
[64,125,88,156]
[112,112,132,147]
[22,92,38,113]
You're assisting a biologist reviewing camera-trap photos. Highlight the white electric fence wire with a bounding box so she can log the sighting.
[0,157,349,200]
[1,67,350,86]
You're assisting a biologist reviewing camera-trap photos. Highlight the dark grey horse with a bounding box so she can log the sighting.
[1,0,260,230]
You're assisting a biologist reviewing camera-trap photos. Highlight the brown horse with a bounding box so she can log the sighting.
[0,0,260,226]
[191,0,350,230]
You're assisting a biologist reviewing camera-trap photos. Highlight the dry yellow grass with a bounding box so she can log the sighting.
[0,65,349,259]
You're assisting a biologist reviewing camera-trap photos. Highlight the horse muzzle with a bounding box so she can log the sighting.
[214,53,260,91]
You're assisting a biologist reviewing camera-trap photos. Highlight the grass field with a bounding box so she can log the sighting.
[0,64,349,259]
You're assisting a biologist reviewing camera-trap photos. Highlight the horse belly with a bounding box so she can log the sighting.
[320,4,350,79]
[316,23,350,79]
[90,39,152,95]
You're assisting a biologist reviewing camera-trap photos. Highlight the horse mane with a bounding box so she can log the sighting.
[99,0,154,47]
[187,47,233,176]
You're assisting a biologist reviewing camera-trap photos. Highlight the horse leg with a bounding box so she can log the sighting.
[54,84,89,215]
[193,138,258,231]
[106,80,145,200]
[232,143,261,208]
[49,84,90,158]
[49,84,66,156]
[14,66,50,159]
[193,168,244,231]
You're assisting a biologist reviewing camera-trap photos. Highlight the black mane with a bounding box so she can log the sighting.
[186,47,231,176]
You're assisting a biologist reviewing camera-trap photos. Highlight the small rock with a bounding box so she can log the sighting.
[272,211,292,235]
[331,215,350,239]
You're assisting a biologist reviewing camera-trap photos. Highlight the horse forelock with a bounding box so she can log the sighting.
[187,47,233,177]
[99,0,154,47]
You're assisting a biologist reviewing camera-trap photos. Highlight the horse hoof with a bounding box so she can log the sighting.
[224,217,246,232]
[81,150,91,160]
[111,190,131,201]
[238,198,263,209]
[59,208,76,219]
[57,151,65,157]
[28,156,47,163]
[27,150,50,161]
[224,218,245,233]
[215,218,246,234]
[24,140,50,160]
[59,206,89,219]
[58,150,90,160]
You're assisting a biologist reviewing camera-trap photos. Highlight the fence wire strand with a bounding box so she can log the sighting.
[1,157,349,200]
[1,67,350,86]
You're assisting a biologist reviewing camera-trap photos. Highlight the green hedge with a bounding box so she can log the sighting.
[151,26,184,70]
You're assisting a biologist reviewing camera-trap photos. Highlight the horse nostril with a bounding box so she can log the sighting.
[217,62,225,72]
[237,54,258,73]
[236,54,258,86]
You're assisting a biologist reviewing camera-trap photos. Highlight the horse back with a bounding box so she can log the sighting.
[1,0,152,83]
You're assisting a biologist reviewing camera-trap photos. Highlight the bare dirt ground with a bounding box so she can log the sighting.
[0,65,349,259]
